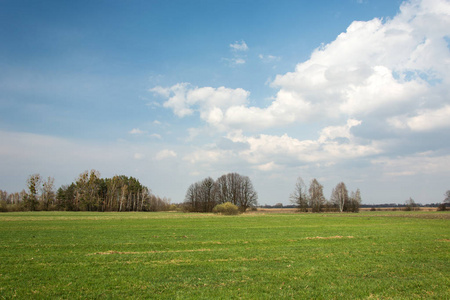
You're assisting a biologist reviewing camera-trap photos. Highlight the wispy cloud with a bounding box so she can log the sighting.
[258,54,281,63]
[129,128,146,135]
[230,40,248,51]
[155,149,177,160]
[150,133,162,139]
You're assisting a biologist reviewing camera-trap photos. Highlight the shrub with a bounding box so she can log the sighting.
[437,203,447,211]
[213,202,240,215]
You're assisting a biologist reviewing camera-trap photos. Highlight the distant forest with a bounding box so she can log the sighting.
[0,170,173,212]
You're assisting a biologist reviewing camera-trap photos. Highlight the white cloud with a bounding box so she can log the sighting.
[232,58,246,65]
[259,54,281,63]
[222,57,246,66]
[166,0,449,134]
[183,149,226,164]
[129,128,145,135]
[166,0,450,131]
[150,83,193,117]
[389,105,450,131]
[155,149,177,160]
[225,120,381,166]
[150,133,162,139]
[151,83,251,129]
[230,40,249,51]
[318,119,362,143]
[255,161,281,172]
[180,120,382,179]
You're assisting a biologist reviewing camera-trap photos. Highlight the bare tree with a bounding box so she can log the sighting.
[404,197,418,211]
[41,176,55,211]
[184,173,258,212]
[330,182,349,213]
[308,178,326,212]
[290,176,308,212]
[348,188,362,212]
[238,175,258,212]
[183,177,217,212]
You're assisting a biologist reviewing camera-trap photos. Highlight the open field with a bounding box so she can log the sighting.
[1,211,449,299]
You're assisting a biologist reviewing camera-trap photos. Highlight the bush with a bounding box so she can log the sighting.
[437,203,447,211]
[213,202,240,215]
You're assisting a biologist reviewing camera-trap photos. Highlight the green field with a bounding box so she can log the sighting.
[1,211,449,299]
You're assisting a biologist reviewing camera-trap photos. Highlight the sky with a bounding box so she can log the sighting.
[1,0,449,205]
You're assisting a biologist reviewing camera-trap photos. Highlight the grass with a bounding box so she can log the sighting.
[0,211,449,299]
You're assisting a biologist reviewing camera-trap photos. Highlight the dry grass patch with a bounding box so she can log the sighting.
[305,236,354,240]
[89,249,212,255]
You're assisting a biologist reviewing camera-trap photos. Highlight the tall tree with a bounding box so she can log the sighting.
[309,178,325,213]
[75,170,101,211]
[290,176,308,212]
[238,175,258,212]
[25,174,41,211]
[330,182,349,213]
[41,176,55,211]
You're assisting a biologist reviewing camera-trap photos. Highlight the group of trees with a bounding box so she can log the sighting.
[184,173,258,212]
[0,170,172,212]
[290,177,361,213]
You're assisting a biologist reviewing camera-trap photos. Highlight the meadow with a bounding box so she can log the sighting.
[0,211,449,299]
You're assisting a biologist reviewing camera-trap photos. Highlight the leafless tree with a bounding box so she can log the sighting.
[41,176,55,211]
[404,197,418,211]
[309,178,325,212]
[185,173,258,212]
[238,175,258,212]
[290,176,308,212]
[348,188,362,212]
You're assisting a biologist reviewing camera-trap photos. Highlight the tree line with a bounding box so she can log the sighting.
[0,170,172,212]
[2,170,448,213]
[290,177,362,212]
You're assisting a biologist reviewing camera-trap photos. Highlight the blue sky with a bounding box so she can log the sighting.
[1,0,449,205]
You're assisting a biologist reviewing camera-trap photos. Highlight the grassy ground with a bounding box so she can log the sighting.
[0,211,449,299]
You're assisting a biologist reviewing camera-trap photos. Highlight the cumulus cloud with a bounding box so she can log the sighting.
[389,105,450,131]
[271,0,450,122]
[154,0,450,184]
[182,119,381,170]
[159,0,450,133]
[150,83,193,117]
[151,83,250,128]
[226,119,381,166]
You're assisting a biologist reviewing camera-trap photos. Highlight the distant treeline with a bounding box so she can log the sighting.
[0,170,172,212]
